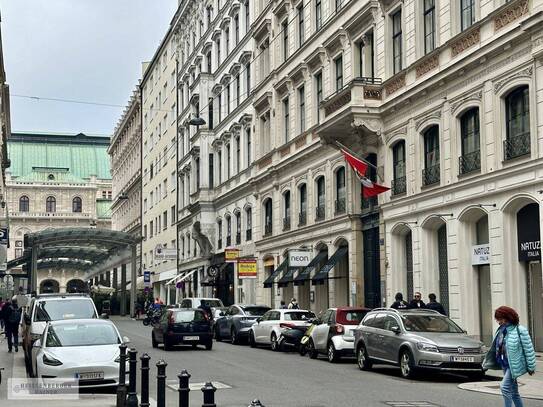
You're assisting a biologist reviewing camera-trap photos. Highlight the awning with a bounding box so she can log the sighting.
[126,276,145,290]
[263,258,288,288]
[277,267,300,288]
[166,269,197,286]
[312,246,348,285]
[155,268,178,282]
[294,250,328,285]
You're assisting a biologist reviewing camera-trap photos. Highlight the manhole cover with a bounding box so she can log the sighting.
[167,380,232,391]
[384,402,441,407]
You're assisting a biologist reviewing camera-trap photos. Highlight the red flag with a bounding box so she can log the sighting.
[362,178,390,198]
[342,149,368,177]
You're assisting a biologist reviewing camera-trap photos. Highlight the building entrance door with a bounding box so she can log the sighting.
[363,227,380,308]
[528,262,543,351]
[477,264,493,345]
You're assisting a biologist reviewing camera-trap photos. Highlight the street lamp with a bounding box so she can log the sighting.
[189,116,206,126]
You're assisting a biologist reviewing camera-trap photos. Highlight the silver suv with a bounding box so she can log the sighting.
[353,308,486,379]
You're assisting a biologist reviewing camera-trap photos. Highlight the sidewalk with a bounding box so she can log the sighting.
[458,353,543,400]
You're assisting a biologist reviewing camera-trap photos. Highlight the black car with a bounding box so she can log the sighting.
[151,308,213,350]
[214,304,271,344]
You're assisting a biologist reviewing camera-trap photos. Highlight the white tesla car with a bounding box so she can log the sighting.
[33,319,129,388]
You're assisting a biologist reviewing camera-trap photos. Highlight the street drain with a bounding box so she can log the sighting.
[166,380,232,391]
[384,402,441,407]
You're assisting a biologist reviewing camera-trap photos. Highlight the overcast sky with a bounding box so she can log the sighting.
[2,0,177,136]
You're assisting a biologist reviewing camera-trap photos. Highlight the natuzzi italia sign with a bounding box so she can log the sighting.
[472,244,490,265]
[289,250,311,267]
[517,203,541,262]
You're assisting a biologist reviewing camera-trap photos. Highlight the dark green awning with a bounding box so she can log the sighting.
[263,258,288,288]
[293,250,328,285]
[312,246,348,285]
[277,267,300,288]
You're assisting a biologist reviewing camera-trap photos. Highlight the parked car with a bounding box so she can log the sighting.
[353,308,486,379]
[214,304,271,344]
[249,309,315,351]
[151,308,213,350]
[22,294,99,376]
[308,307,370,362]
[177,298,225,319]
[32,319,129,388]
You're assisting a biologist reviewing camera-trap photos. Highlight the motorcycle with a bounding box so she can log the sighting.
[277,323,308,351]
[299,318,320,356]
[142,306,163,326]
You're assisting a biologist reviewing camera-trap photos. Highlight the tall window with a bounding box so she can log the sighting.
[216,38,221,65]
[392,9,403,74]
[225,27,230,55]
[226,84,231,115]
[335,55,343,90]
[226,144,231,179]
[505,86,530,160]
[196,157,201,190]
[72,197,82,213]
[19,196,29,212]
[46,196,56,213]
[207,7,212,27]
[392,141,406,195]
[209,153,214,188]
[283,97,290,142]
[264,198,273,235]
[246,206,252,240]
[282,20,289,61]
[236,211,242,243]
[218,150,223,183]
[234,15,240,45]
[246,62,251,94]
[217,219,223,248]
[207,51,212,73]
[299,183,307,225]
[226,215,232,245]
[424,0,435,54]
[460,108,481,173]
[217,93,222,122]
[315,0,322,30]
[423,126,440,185]
[299,86,306,133]
[315,72,323,123]
[245,0,250,33]
[335,167,346,214]
[284,191,291,230]
[461,0,475,31]
[235,135,240,174]
[316,176,325,220]
[298,4,305,45]
[235,74,240,107]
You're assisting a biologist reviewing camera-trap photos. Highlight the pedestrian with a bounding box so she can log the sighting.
[425,293,446,315]
[0,297,5,330]
[280,300,287,309]
[3,298,22,353]
[390,292,409,309]
[483,306,536,407]
[409,292,426,309]
[288,298,299,309]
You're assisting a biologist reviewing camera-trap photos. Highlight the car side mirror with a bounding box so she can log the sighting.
[391,326,401,334]
[24,313,31,325]
[100,313,109,319]
[122,336,130,344]
[33,339,41,348]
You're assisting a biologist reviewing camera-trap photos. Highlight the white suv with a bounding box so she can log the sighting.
[249,309,315,351]
[177,298,225,318]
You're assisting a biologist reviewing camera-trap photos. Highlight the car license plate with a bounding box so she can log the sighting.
[184,336,199,341]
[450,356,475,363]
[76,372,104,380]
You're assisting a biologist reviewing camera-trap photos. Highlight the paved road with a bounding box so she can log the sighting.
[114,318,539,407]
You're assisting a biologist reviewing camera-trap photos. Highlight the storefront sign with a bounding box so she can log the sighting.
[143,271,151,288]
[471,244,490,265]
[155,245,177,260]
[225,248,240,263]
[238,258,257,278]
[288,250,311,268]
[0,228,9,246]
[517,204,541,262]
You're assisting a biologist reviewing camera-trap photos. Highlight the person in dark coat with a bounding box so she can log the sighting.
[3,299,21,352]
[409,292,426,309]
[425,293,446,315]
[390,293,409,309]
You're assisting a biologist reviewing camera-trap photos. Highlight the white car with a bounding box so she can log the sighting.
[33,319,129,388]
[177,297,225,318]
[249,309,315,351]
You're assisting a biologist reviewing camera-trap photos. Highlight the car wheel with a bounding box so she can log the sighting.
[357,345,372,371]
[308,339,318,359]
[249,331,256,348]
[270,333,279,351]
[230,328,239,345]
[152,333,158,349]
[327,342,339,363]
[205,341,213,351]
[214,326,222,342]
[399,349,417,379]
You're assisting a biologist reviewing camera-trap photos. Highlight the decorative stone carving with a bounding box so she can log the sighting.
[324,91,352,117]
[415,54,439,78]
[451,27,480,57]
[450,90,483,114]
[385,126,408,144]
[351,118,382,136]
[279,145,291,157]
[494,0,529,31]
[295,135,307,149]
[364,86,382,100]
[384,74,406,97]
[415,110,442,131]
[493,66,533,94]
[258,156,273,169]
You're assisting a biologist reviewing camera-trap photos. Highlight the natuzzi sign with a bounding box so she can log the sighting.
[289,250,311,267]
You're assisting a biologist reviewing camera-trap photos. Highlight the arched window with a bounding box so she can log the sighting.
[263,198,273,236]
[46,196,56,213]
[283,191,291,230]
[245,207,252,241]
[422,126,440,186]
[217,219,223,248]
[335,167,346,214]
[505,86,530,160]
[235,211,242,244]
[459,108,480,174]
[19,196,29,212]
[299,184,307,226]
[226,215,232,246]
[392,141,406,195]
[72,197,82,213]
[316,176,325,221]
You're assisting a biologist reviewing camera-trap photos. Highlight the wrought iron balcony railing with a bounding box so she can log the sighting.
[459,150,481,175]
[422,164,440,186]
[264,223,272,237]
[283,216,291,231]
[246,229,252,241]
[504,132,530,161]
[315,206,325,221]
[391,176,407,196]
[236,232,241,245]
[335,198,346,214]
[298,211,307,226]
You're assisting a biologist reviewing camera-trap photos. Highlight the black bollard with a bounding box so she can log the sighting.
[126,348,139,407]
[248,400,265,407]
[156,360,168,407]
[116,344,128,407]
[201,382,216,407]
[140,353,151,407]
[178,369,191,407]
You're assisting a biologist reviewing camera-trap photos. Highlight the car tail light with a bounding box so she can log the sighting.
[280,322,296,329]
[335,324,344,334]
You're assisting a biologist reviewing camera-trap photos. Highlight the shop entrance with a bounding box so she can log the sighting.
[528,262,543,351]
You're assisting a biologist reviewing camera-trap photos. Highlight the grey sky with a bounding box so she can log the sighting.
[2,0,177,136]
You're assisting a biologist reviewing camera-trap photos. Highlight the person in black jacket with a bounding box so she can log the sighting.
[409,292,426,309]
[390,292,409,309]
[2,299,21,352]
[425,293,446,315]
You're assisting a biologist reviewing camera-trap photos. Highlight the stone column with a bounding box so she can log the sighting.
[112,268,118,290]
[120,264,127,317]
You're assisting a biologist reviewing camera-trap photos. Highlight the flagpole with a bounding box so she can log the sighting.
[335,140,383,181]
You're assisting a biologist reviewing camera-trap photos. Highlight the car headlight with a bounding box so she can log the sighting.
[416,342,439,353]
[42,354,63,366]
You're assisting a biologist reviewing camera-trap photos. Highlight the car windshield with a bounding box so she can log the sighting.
[200,299,223,308]
[243,307,269,316]
[173,310,207,323]
[34,299,97,322]
[337,310,368,325]
[46,323,120,347]
[284,311,315,321]
[401,314,464,333]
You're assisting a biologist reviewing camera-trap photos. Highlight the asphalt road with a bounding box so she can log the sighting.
[114,317,538,407]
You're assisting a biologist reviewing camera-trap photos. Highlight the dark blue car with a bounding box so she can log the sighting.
[151,308,213,350]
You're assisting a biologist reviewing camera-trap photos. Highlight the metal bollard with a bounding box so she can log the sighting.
[156,360,168,407]
[126,348,139,407]
[116,344,128,407]
[248,400,265,407]
[140,353,151,407]
[201,382,216,407]
[178,369,191,407]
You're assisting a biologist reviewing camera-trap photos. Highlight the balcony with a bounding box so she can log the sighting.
[335,198,346,215]
[361,196,377,211]
[217,239,222,249]
[246,229,252,241]
[236,232,241,245]
[391,176,407,196]
[422,164,440,186]
[298,211,307,227]
[504,132,530,161]
[263,223,273,237]
[459,150,481,175]
[315,206,325,221]
[283,216,291,231]
[226,236,231,247]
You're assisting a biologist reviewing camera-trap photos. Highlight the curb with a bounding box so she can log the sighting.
[458,379,543,401]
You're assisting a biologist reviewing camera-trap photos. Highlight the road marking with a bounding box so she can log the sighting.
[384,402,441,406]
[166,380,232,391]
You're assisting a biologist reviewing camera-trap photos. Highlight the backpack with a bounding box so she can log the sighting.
[8,307,21,324]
